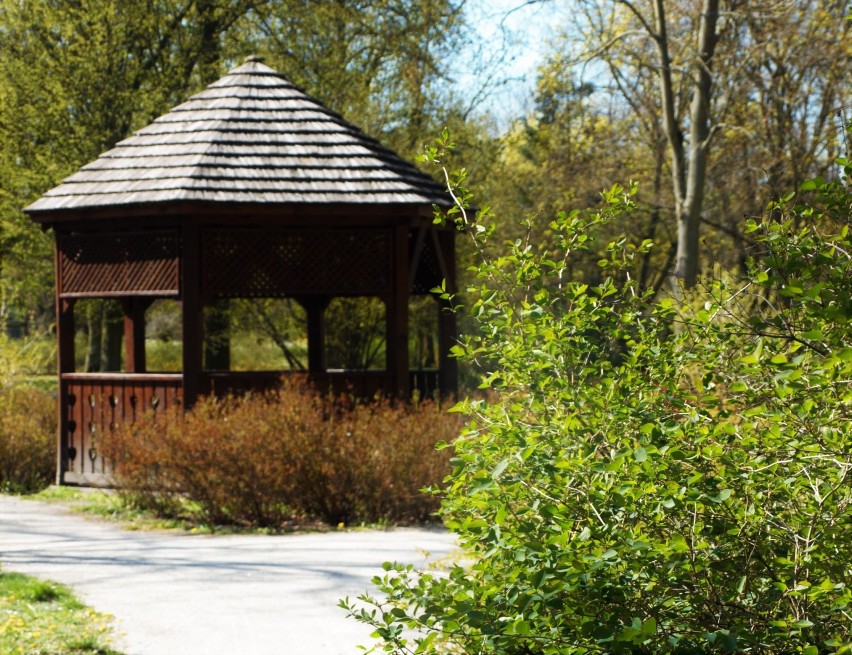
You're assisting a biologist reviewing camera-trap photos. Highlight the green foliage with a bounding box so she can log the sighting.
[0,386,55,493]
[0,0,472,334]
[0,335,56,492]
[344,150,852,653]
[103,380,460,527]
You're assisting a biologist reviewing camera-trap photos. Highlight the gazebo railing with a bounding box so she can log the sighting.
[202,369,442,399]
[58,368,442,485]
[60,373,182,485]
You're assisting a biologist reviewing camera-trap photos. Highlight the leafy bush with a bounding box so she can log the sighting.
[344,156,852,652]
[103,379,459,527]
[0,386,56,493]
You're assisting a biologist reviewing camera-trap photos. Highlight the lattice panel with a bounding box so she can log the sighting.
[59,231,179,296]
[203,228,392,297]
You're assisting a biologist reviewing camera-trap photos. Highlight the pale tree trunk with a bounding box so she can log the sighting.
[649,0,720,288]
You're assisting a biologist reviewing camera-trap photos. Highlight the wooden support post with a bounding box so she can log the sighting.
[54,232,76,484]
[301,297,330,373]
[387,224,410,398]
[56,297,75,484]
[57,299,76,377]
[437,229,458,397]
[123,298,151,373]
[182,224,203,407]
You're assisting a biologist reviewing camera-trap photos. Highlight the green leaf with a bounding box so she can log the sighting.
[709,489,733,503]
[491,459,508,479]
[642,617,657,636]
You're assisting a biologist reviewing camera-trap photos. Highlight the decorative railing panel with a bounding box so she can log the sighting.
[58,231,179,297]
[61,374,182,484]
[59,369,441,485]
[202,228,392,297]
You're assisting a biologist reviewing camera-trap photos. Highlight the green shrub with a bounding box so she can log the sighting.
[0,386,56,493]
[344,159,852,652]
[104,380,459,527]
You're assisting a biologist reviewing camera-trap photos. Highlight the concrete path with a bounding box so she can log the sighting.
[0,494,456,655]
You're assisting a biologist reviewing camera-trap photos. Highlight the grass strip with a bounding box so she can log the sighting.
[0,569,123,655]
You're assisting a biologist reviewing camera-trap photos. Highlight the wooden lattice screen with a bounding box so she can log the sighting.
[202,228,392,297]
[58,231,180,297]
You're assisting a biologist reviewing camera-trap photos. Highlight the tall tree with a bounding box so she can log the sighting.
[241,0,468,157]
[526,0,850,288]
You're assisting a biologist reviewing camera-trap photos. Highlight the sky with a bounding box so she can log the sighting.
[454,0,568,126]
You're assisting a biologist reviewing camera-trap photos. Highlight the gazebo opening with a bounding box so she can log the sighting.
[202,298,309,372]
[325,297,386,371]
[146,300,183,372]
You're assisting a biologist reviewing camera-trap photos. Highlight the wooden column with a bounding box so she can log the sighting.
[301,297,329,373]
[54,231,73,484]
[123,298,151,373]
[437,229,458,397]
[56,296,75,484]
[386,224,410,397]
[181,224,203,407]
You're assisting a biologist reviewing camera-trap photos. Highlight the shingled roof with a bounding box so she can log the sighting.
[25,57,448,214]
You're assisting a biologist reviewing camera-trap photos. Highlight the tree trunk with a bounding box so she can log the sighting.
[653,0,720,289]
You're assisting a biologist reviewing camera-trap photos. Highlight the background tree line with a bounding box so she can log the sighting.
[0,0,848,374]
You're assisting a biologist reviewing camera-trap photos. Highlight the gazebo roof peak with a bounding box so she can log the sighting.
[26,58,448,217]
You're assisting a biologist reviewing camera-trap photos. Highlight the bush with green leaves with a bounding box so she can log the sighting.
[0,385,55,493]
[344,147,852,653]
[0,330,57,493]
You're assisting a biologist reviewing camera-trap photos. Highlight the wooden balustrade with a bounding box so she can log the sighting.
[60,373,182,486]
[58,369,442,485]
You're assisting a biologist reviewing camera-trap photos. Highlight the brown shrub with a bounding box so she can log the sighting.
[0,387,56,493]
[104,380,460,527]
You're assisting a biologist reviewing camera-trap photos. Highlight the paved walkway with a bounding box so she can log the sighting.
[0,494,456,655]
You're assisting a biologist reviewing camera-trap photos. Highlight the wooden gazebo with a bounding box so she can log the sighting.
[25,57,456,486]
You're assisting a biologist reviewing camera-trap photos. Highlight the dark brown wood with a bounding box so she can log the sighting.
[62,373,182,483]
[388,223,410,397]
[55,239,76,484]
[181,224,203,407]
[300,297,330,372]
[123,298,151,373]
[57,299,76,375]
[28,201,436,226]
[57,231,180,298]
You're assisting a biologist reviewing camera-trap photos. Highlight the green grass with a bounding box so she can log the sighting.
[0,569,124,655]
[27,486,325,535]
[19,376,57,393]
[27,487,203,533]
